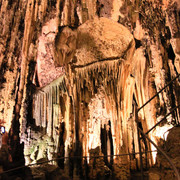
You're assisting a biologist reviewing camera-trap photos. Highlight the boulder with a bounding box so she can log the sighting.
[75,17,135,66]
[54,17,135,67]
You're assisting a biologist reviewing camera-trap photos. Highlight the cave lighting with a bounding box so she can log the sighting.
[0,126,5,134]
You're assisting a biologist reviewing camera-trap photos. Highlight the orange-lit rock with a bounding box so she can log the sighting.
[0,0,180,179]
[36,18,65,87]
[75,17,135,66]
[54,17,135,66]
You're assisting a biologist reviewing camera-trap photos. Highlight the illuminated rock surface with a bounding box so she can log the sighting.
[0,0,180,179]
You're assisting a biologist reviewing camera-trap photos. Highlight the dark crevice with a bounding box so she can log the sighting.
[144,48,152,67]
[57,122,65,169]
[7,0,15,10]
[166,73,178,125]
[49,0,57,8]
[19,16,25,34]
[74,5,79,27]
[101,120,114,169]
[135,38,142,49]
[0,61,7,90]
[26,61,37,126]
[59,0,66,23]
[72,57,123,69]
[9,65,25,167]
[168,44,175,62]
[138,122,148,169]
[46,0,57,14]
[96,0,104,17]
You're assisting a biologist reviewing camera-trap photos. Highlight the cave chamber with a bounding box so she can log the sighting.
[21,17,157,179]
[1,1,180,179]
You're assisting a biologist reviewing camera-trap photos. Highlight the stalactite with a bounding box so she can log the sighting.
[32,76,66,133]
[63,56,139,174]
[42,93,46,128]
[31,44,156,174]
[0,0,178,179]
[29,75,71,165]
[47,86,52,136]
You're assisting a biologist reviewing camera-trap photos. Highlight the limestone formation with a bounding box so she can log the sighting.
[53,26,77,66]
[0,0,180,179]
[53,17,135,67]
[75,17,135,66]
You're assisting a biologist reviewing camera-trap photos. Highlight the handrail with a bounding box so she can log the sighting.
[138,127,180,180]
[0,150,157,175]
[138,74,180,112]
[137,125,144,180]
[145,104,180,135]
[136,74,180,179]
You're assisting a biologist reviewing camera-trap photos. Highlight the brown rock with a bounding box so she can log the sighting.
[54,17,135,66]
[75,17,135,66]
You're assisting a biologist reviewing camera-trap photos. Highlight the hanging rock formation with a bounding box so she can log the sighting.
[0,0,180,179]
[54,17,135,66]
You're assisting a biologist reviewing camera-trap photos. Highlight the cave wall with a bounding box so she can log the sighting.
[0,0,180,178]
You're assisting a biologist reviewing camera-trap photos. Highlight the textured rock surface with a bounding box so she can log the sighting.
[36,19,64,87]
[0,0,180,179]
[53,26,77,66]
[75,17,135,66]
[153,127,180,180]
[54,17,135,66]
